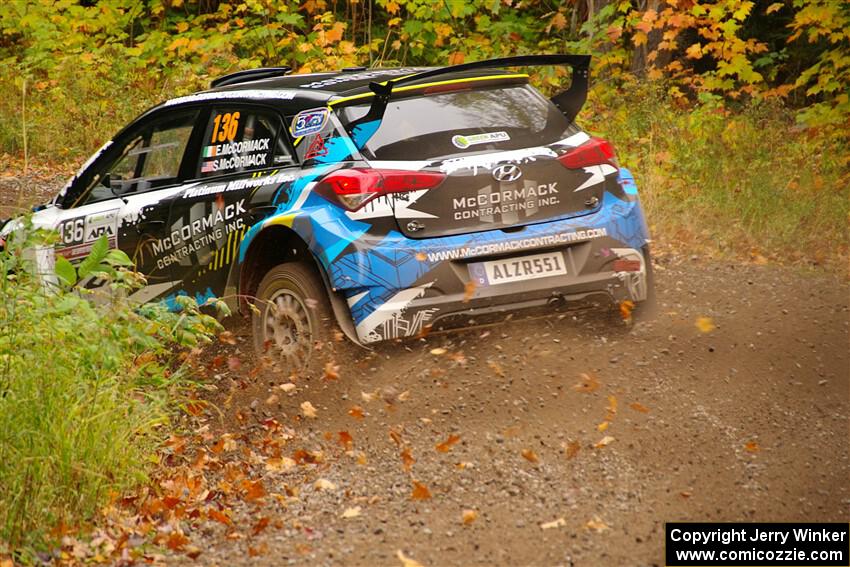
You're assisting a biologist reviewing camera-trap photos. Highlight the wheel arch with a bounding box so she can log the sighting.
[236,224,363,346]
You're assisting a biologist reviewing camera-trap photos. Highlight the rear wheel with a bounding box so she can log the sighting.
[252,262,336,376]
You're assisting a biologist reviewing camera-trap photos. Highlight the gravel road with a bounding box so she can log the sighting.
[167,252,848,567]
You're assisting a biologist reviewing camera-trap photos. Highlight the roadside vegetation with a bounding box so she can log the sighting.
[0,226,221,560]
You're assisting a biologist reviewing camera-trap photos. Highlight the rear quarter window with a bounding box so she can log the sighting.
[338,85,575,161]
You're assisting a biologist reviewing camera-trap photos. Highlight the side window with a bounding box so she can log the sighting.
[197,107,294,178]
[80,110,199,205]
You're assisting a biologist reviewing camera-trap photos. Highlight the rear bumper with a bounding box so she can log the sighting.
[324,169,650,344]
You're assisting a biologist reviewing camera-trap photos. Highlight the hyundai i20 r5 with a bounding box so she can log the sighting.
[0,55,654,372]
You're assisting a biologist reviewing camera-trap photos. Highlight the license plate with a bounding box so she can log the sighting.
[469,251,567,286]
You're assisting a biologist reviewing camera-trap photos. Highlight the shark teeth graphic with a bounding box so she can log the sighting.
[573,164,619,192]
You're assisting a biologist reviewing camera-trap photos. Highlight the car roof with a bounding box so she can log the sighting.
[156,67,528,113]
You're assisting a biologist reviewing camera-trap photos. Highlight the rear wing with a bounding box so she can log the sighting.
[338,54,590,150]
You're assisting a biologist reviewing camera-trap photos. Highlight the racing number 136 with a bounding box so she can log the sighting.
[211,112,240,143]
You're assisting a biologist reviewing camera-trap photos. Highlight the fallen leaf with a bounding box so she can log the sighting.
[314,478,337,491]
[540,517,566,529]
[342,506,362,518]
[488,360,504,377]
[401,447,415,471]
[680,490,692,498]
[165,532,189,551]
[585,516,609,532]
[300,401,318,418]
[521,449,539,463]
[619,299,635,321]
[227,356,242,371]
[411,481,431,500]
[594,435,615,448]
[348,405,365,419]
[207,508,232,526]
[338,431,353,449]
[397,390,411,402]
[462,280,476,303]
[265,457,296,473]
[695,316,716,333]
[564,440,581,459]
[462,509,478,524]
[629,402,650,413]
[248,542,268,557]
[597,421,609,432]
[396,549,425,567]
[430,347,446,355]
[265,393,279,405]
[744,441,760,453]
[361,390,378,403]
[252,517,270,536]
[218,331,237,345]
[279,382,296,393]
[241,479,266,501]
[573,372,600,393]
[435,434,460,453]
[323,361,340,380]
[606,395,618,416]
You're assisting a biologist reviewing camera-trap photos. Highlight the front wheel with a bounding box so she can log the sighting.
[252,262,335,376]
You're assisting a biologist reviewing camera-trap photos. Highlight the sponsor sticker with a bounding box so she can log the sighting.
[451,131,510,149]
[291,108,329,137]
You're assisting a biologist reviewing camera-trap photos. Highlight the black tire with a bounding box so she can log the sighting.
[252,262,337,376]
[635,244,658,320]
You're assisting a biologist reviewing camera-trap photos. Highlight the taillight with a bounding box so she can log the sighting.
[316,168,446,210]
[558,137,618,169]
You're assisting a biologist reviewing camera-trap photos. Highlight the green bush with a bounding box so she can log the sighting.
[0,224,221,559]
[584,81,850,264]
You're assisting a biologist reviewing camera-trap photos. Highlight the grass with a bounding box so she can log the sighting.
[0,227,219,560]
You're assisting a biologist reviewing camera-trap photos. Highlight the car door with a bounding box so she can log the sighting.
[164,103,298,303]
[54,107,203,302]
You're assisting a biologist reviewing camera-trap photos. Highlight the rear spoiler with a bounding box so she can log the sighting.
[341,54,590,148]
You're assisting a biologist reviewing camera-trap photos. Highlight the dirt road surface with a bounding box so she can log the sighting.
[165,253,848,567]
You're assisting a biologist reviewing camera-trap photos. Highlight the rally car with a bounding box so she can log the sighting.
[0,55,653,372]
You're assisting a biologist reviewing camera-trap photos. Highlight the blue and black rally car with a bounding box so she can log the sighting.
[1,55,653,371]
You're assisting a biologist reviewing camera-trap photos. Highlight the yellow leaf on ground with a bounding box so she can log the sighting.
[300,401,317,418]
[342,506,361,518]
[585,516,610,532]
[744,441,760,453]
[597,421,609,432]
[411,481,431,500]
[462,509,478,524]
[396,550,425,567]
[314,478,337,491]
[430,347,446,355]
[595,435,615,448]
[521,449,539,463]
[629,402,650,413]
[695,317,716,333]
[540,517,566,529]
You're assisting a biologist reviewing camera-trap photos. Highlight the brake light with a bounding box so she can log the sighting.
[558,137,618,169]
[316,168,446,210]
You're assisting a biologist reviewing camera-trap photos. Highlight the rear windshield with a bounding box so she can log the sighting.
[337,85,575,161]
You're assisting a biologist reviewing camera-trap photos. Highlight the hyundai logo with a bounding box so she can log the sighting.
[492,164,522,182]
